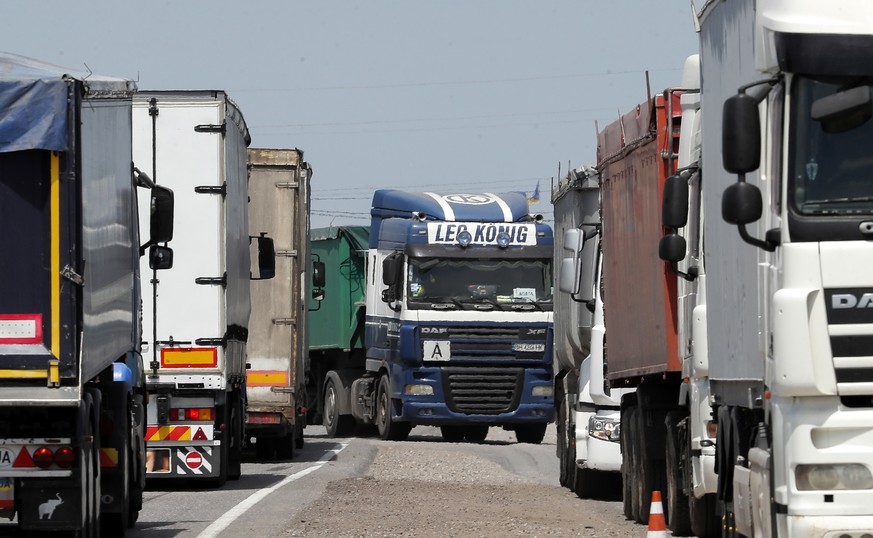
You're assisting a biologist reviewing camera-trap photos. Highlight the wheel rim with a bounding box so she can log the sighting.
[325,385,337,429]
[378,386,389,433]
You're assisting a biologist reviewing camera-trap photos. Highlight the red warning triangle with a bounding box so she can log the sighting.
[13,448,34,468]
[192,427,208,441]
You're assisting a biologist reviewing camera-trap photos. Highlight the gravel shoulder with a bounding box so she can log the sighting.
[283,426,647,537]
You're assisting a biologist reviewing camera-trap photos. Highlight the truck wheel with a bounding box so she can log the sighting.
[514,423,547,444]
[690,493,719,538]
[256,437,276,460]
[102,403,132,535]
[376,375,411,441]
[228,394,243,480]
[277,432,295,460]
[440,426,464,442]
[323,379,355,437]
[462,425,489,442]
[574,467,596,499]
[665,412,691,535]
[557,398,571,488]
[295,418,305,449]
[621,405,635,520]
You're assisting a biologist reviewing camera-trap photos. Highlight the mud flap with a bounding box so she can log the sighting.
[18,479,82,531]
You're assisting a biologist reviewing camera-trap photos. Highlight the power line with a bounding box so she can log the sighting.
[232,67,682,93]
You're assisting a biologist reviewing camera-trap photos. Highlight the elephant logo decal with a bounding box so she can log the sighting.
[38,493,63,520]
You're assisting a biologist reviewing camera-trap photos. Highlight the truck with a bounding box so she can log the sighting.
[552,165,630,499]
[308,191,555,443]
[0,53,173,534]
[245,148,312,460]
[560,86,695,530]
[657,1,873,535]
[133,90,274,485]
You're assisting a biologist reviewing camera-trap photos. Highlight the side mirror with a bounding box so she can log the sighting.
[149,186,175,244]
[662,173,689,229]
[312,260,326,288]
[149,245,174,270]
[658,234,686,263]
[558,258,580,294]
[722,182,763,225]
[251,234,275,280]
[563,228,582,252]
[382,252,402,286]
[311,288,324,302]
[722,93,761,174]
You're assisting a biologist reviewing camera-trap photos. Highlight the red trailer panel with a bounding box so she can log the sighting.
[597,92,682,383]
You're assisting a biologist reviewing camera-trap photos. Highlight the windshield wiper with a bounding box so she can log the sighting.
[805,196,873,205]
[510,297,544,311]
[424,296,463,309]
[459,297,504,311]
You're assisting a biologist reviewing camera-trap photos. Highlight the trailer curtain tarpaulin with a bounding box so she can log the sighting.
[0,52,136,153]
[0,53,73,153]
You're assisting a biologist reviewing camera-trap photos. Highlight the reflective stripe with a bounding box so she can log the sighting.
[424,192,455,221]
[484,192,513,222]
[50,152,60,358]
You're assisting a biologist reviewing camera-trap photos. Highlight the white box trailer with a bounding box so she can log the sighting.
[245,148,312,460]
[134,90,271,485]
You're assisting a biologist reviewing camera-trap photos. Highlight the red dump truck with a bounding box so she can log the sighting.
[596,89,684,525]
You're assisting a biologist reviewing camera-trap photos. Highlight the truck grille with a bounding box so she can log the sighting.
[420,325,547,360]
[442,367,523,415]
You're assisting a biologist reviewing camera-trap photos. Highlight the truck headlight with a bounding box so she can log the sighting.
[531,386,553,397]
[589,416,621,442]
[795,463,873,491]
[404,384,434,396]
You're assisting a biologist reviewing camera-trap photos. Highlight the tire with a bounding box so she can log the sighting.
[276,432,295,460]
[228,394,243,480]
[515,423,547,444]
[690,493,719,538]
[633,407,654,525]
[376,375,411,441]
[79,392,100,538]
[440,426,465,442]
[256,437,276,460]
[557,399,571,489]
[323,379,355,437]
[295,418,305,449]
[574,467,596,499]
[101,403,131,536]
[621,405,635,520]
[462,425,489,442]
[665,412,692,536]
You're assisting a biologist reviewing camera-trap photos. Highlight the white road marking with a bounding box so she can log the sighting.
[196,442,349,538]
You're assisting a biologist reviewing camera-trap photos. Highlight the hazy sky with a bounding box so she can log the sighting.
[2,2,698,228]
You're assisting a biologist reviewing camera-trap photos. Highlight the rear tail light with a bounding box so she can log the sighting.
[170,407,214,421]
[54,447,75,469]
[32,447,53,469]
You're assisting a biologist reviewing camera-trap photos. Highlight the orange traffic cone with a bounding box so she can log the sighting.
[647,490,667,537]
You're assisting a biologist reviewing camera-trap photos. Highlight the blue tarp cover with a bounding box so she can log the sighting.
[0,53,72,152]
[0,52,135,153]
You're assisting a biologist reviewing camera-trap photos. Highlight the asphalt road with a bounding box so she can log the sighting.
[0,424,654,537]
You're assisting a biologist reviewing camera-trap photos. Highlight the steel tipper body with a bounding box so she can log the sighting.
[678,0,873,535]
[309,191,555,443]
[592,89,689,528]
[245,148,312,460]
[0,53,173,534]
[552,166,630,499]
[134,90,264,485]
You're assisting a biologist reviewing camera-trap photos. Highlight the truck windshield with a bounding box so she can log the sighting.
[790,76,873,215]
[406,257,553,311]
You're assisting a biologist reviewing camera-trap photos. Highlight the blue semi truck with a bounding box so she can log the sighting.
[308,191,554,443]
